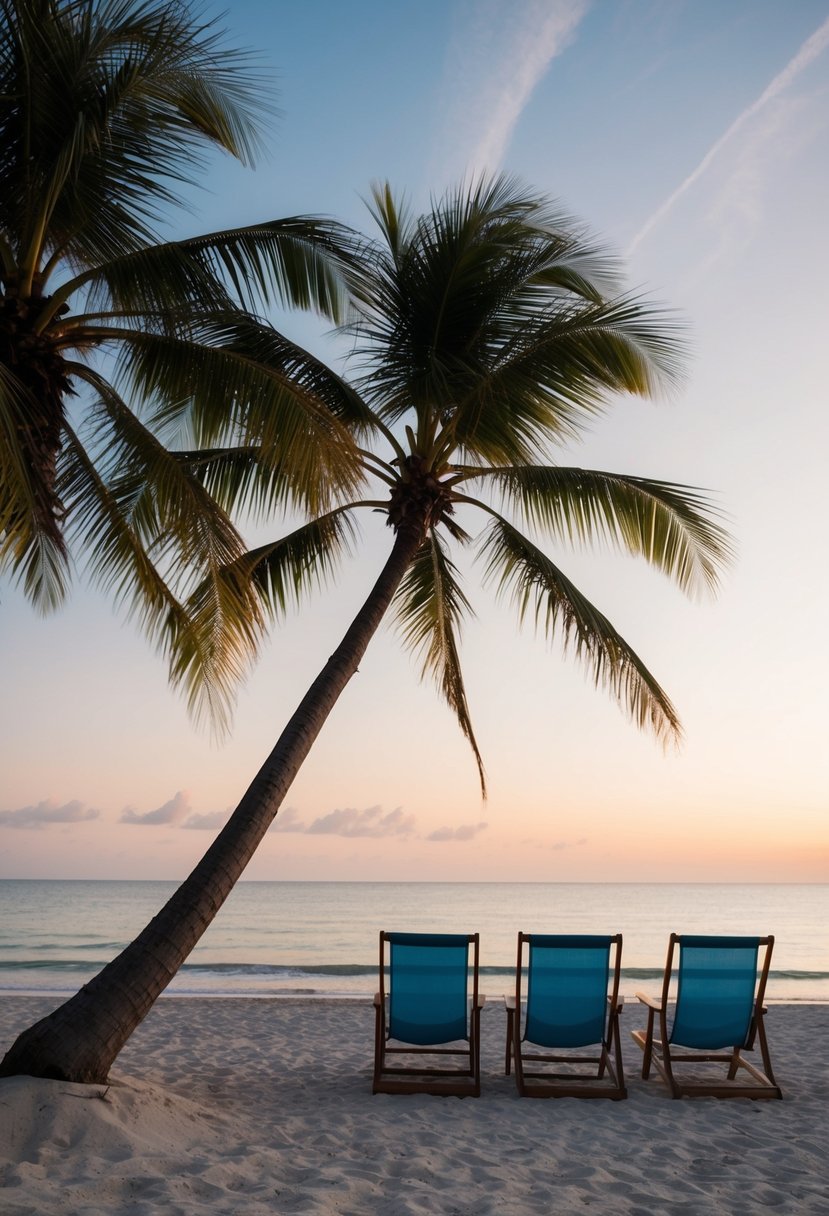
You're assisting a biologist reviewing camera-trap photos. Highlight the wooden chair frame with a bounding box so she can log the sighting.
[505,932,626,1099]
[373,931,485,1097]
[631,933,782,1099]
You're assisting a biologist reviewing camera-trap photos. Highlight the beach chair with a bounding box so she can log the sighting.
[373,931,485,1096]
[505,933,626,1099]
[631,934,781,1098]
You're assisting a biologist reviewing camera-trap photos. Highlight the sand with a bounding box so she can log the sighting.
[1,995,827,1215]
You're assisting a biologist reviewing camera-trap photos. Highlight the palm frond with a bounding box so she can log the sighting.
[465,466,732,596]
[347,175,684,465]
[364,181,417,267]
[59,414,192,649]
[1,0,272,276]
[171,440,369,527]
[448,294,685,464]
[478,515,682,743]
[52,216,363,325]
[392,529,486,794]
[226,507,361,618]
[0,362,69,609]
[70,364,248,577]
[169,446,295,522]
[180,505,361,722]
[80,319,368,514]
[65,366,270,731]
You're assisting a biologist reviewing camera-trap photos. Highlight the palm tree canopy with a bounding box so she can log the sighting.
[0,0,363,732]
[193,176,732,792]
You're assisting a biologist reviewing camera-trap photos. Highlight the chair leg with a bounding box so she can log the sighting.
[755,1015,778,1087]
[612,1009,626,1096]
[727,1047,741,1080]
[641,1007,655,1079]
[373,1002,385,1092]
[513,1024,526,1095]
[660,1041,682,1098]
[505,1006,514,1075]
[471,1005,482,1097]
[597,1045,608,1079]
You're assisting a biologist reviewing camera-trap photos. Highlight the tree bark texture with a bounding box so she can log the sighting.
[0,517,427,1082]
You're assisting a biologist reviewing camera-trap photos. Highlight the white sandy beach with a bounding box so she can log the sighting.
[1,995,827,1215]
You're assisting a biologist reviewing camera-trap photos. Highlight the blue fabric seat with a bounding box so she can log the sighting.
[373,931,484,1096]
[632,934,781,1098]
[505,933,626,1098]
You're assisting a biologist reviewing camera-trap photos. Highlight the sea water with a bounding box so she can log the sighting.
[0,880,826,1001]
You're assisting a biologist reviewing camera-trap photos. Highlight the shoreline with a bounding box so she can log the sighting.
[2,995,828,1214]
[2,986,828,1004]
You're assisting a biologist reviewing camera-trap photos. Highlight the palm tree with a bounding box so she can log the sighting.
[0,0,363,728]
[1,176,731,1083]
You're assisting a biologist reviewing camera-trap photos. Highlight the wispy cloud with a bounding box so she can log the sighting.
[433,0,589,180]
[120,790,191,827]
[520,835,587,851]
[269,806,305,833]
[427,822,488,842]
[550,836,587,851]
[183,810,228,831]
[684,91,816,287]
[0,799,100,830]
[272,805,416,839]
[628,15,829,256]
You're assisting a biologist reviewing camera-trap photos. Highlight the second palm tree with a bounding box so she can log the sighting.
[1,176,730,1083]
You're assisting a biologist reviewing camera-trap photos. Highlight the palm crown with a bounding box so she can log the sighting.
[0,0,361,722]
[205,177,731,793]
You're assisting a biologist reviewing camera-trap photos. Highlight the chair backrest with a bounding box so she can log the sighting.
[519,933,621,1048]
[381,932,477,1045]
[668,935,773,1050]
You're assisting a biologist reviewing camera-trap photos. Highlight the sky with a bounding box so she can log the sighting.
[1,0,828,883]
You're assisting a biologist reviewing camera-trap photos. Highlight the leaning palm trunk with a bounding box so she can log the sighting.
[0,517,426,1083]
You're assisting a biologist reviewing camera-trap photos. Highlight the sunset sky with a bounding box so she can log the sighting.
[1,0,827,883]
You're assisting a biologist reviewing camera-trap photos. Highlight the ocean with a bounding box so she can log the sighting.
[0,880,826,1002]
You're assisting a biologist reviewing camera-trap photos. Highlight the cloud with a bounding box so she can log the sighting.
[519,835,588,850]
[120,790,191,827]
[306,806,415,839]
[550,837,587,851]
[683,91,813,286]
[427,822,488,842]
[627,14,829,256]
[273,805,416,839]
[433,0,589,179]
[182,810,228,831]
[0,799,100,830]
[269,807,305,833]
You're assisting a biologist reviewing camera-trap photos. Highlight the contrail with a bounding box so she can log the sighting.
[627,15,829,256]
[467,0,589,172]
[432,0,589,182]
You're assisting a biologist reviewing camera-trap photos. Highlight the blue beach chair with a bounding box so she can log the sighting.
[632,934,781,1098]
[373,931,484,1096]
[505,933,626,1098]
